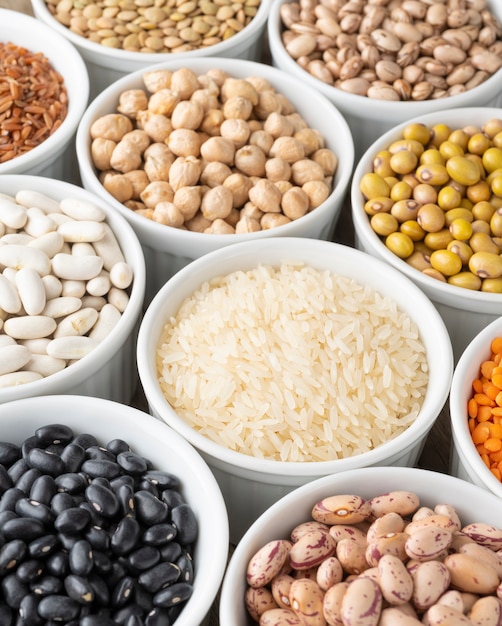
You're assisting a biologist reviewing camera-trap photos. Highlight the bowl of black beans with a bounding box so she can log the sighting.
[0,394,229,626]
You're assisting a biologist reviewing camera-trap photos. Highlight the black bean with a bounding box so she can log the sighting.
[87,572,110,607]
[58,533,79,551]
[91,549,112,577]
[143,471,180,490]
[50,492,76,516]
[7,459,28,485]
[144,606,171,626]
[2,517,45,542]
[28,534,59,559]
[18,593,43,626]
[31,575,63,596]
[0,510,16,528]
[85,446,116,462]
[45,551,69,578]
[128,546,160,572]
[35,424,74,447]
[85,482,119,518]
[171,504,198,546]
[29,475,57,506]
[0,540,26,576]
[60,443,86,473]
[111,575,136,608]
[134,491,168,526]
[0,443,20,467]
[177,552,194,584]
[116,483,136,518]
[142,523,177,547]
[15,498,54,526]
[110,474,135,492]
[82,459,122,480]
[64,574,95,604]
[54,507,91,534]
[158,542,182,564]
[72,433,98,449]
[26,448,65,477]
[38,594,80,621]
[15,559,43,584]
[160,489,185,510]
[0,487,22,514]
[113,602,144,624]
[117,452,148,475]
[0,603,13,626]
[111,516,141,556]
[80,615,116,626]
[107,439,131,455]
[138,562,180,593]
[1,572,28,608]
[79,501,108,528]
[15,467,42,494]
[55,472,88,494]
[153,582,193,608]
[134,581,154,613]
[84,525,110,552]
[0,465,12,494]
[106,560,129,589]
[137,480,160,498]
[21,436,39,460]
[68,539,93,576]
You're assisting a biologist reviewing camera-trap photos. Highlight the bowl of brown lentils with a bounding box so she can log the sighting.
[351,106,502,363]
[268,0,502,159]
[32,0,269,101]
[75,56,355,304]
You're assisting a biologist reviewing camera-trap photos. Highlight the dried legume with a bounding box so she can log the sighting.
[0,42,68,164]
[43,0,261,53]
[245,490,502,624]
[359,117,502,292]
[0,190,134,387]
[0,423,197,624]
[89,67,338,234]
[468,336,502,480]
[279,0,502,101]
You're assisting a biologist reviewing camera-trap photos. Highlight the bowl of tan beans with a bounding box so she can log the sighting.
[0,8,89,182]
[268,0,502,159]
[31,0,269,100]
[76,57,355,304]
[351,106,502,363]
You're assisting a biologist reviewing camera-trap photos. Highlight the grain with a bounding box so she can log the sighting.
[0,42,68,164]
[156,262,429,462]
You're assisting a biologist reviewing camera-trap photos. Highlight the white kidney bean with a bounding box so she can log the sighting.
[0,191,135,388]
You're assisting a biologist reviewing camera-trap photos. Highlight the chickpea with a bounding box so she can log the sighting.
[123,170,150,199]
[311,148,338,177]
[186,212,211,233]
[200,109,225,137]
[110,140,143,173]
[248,179,282,213]
[173,186,202,221]
[201,185,233,220]
[263,112,295,138]
[220,77,259,105]
[91,138,116,171]
[190,89,220,113]
[303,180,331,208]
[220,119,251,148]
[281,187,310,220]
[255,91,284,120]
[148,89,180,116]
[234,145,267,177]
[223,173,253,208]
[291,159,325,186]
[90,113,133,142]
[235,216,261,233]
[101,171,133,203]
[249,130,274,154]
[200,162,232,188]
[170,68,200,100]
[260,213,291,230]
[152,202,184,228]
[265,158,292,183]
[204,218,235,234]
[140,181,174,208]
[117,89,149,118]
[171,100,204,130]
[269,136,305,164]
[143,143,176,182]
[140,113,172,143]
[200,136,235,165]
[222,96,254,121]
[143,69,172,93]
[169,156,202,191]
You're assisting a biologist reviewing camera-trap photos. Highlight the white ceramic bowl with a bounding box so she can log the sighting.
[0,394,229,626]
[351,107,502,364]
[268,0,502,160]
[137,237,453,542]
[219,466,502,625]
[31,0,269,100]
[76,56,355,305]
[0,175,145,405]
[0,9,89,183]
[450,315,502,498]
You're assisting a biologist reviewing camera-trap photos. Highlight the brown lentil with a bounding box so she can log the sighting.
[43,0,261,53]
[359,118,502,292]
[279,0,502,101]
[0,42,68,164]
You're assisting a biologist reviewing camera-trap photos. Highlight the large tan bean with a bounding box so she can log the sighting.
[443,553,499,594]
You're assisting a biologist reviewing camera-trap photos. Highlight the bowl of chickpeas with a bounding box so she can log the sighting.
[268,0,502,160]
[450,315,502,500]
[0,8,89,183]
[76,57,355,304]
[32,0,269,101]
[219,465,502,625]
[351,107,502,363]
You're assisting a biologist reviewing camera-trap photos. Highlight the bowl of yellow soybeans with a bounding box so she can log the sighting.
[76,56,354,305]
[450,315,502,500]
[351,107,502,363]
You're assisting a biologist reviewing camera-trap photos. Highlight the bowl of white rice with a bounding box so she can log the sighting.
[137,237,454,542]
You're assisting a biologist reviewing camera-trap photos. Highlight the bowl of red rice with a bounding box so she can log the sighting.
[137,237,453,542]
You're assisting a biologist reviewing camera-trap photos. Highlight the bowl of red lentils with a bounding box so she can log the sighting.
[351,107,502,363]
[268,0,502,159]
[31,0,268,101]
[450,315,502,499]
[0,8,89,182]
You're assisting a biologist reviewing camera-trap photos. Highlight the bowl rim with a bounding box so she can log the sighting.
[75,56,355,251]
[267,0,502,114]
[0,175,146,399]
[350,106,502,310]
[219,465,502,623]
[137,236,454,477]
[450,315,502,498]
[0,393,230,626]
[0,8,90,175]
[31,0,269,62]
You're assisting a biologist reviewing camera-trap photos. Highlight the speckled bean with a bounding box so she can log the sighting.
[312,495,371,525]
[246,540,292,588]
[369,492,421,518]
[340,576,382,626]
[378,554,414,606]
[289,530,336,570]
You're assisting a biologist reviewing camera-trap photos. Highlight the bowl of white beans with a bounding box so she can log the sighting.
[0,8,89,183]
[76,56,354,305]
[351,107,502,364]
[219,466,502,626]
[136,236,453,542]
[268,0,502,160]
[31,0,269,101]
[0,175,145,405]
[450,316,502,499]
[0,393,229,626]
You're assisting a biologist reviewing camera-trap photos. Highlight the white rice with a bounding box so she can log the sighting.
[156,262,429,462]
